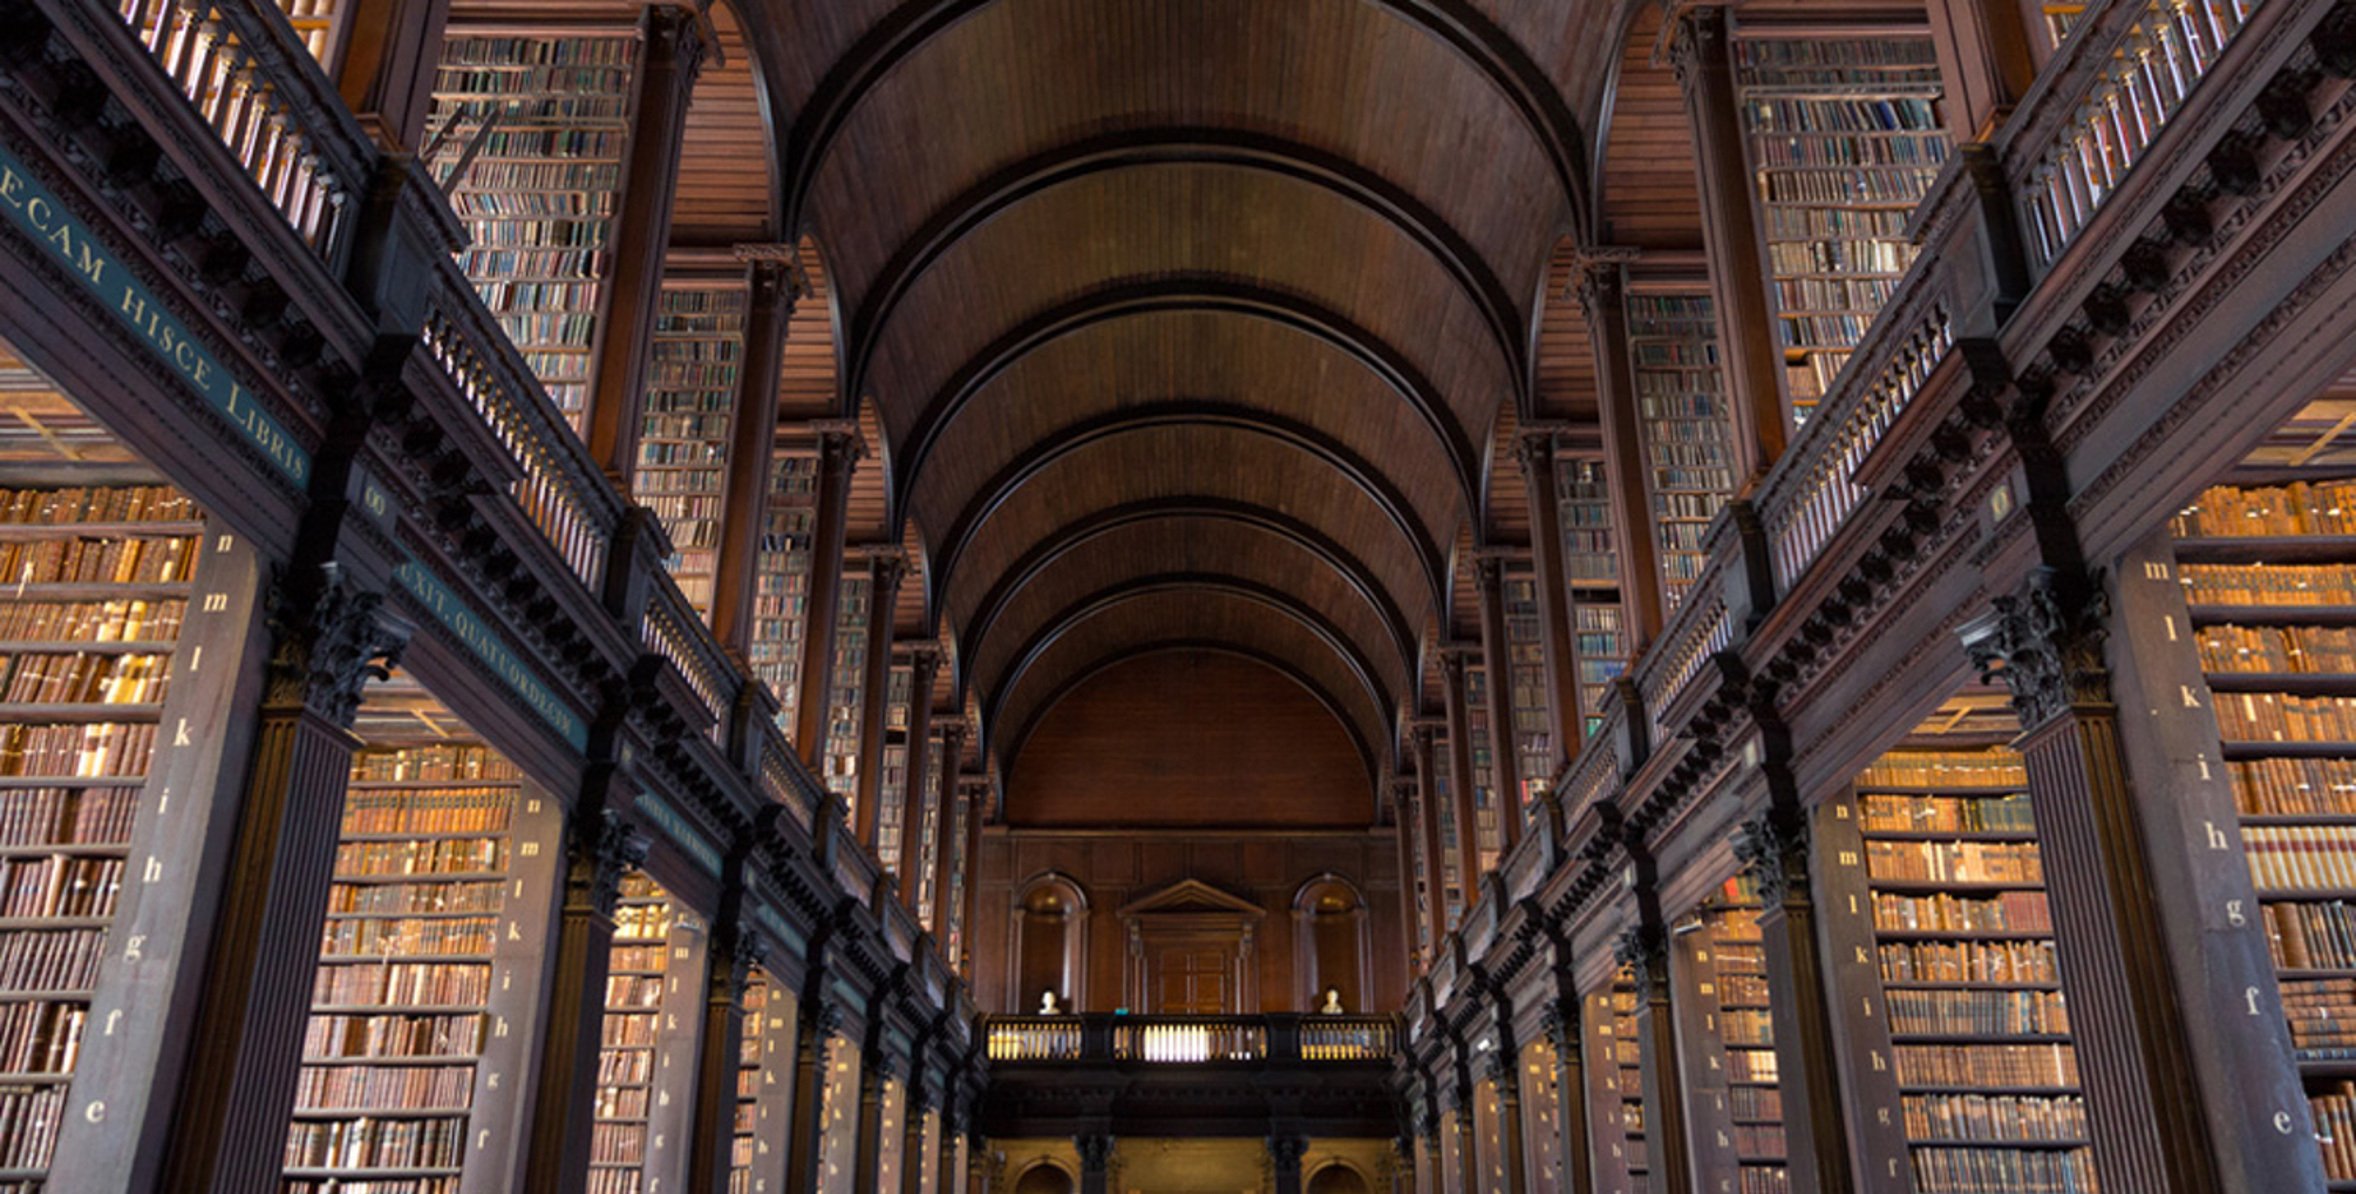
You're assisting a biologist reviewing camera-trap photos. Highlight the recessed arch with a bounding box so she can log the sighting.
[843,128,1528,409]
[778,0,1589,237]
[931,403,1449,628]
[887,276,1482,527]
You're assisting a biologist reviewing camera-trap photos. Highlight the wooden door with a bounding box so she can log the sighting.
[1155,946,1233,1013]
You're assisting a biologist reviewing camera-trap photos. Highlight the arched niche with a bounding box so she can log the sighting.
[1293,873,1371,1013]
[1010,871,1089,1013]
[1012,1160,1076,1194]
[1307,1161,1374,1194]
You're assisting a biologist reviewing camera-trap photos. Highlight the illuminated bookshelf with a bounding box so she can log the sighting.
[873,664,913,873]
[748,455,817,730]
[635,277,748,616]
[1732,29,1949,427]
[428,32,639,432]
[1554,449,1629,740]
[1624,289,1735,609]
[1502,566,1556,810]
[822,575,870,802]
[1464,662,1504,870]
[1675,880,1789,1194]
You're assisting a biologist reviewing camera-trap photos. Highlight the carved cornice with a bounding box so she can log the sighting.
[265,563,409,724]
[1961,566,2112,729]
[1732,811,1807,906]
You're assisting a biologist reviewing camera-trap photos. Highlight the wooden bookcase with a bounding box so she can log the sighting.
[636,275,749,616]
[1502,566,1557,806]
[748,454,817,731]
[1730,28,1949,428]
[1815,735,2096,1194]
[874,663,913,874]
[1674,882,1790,1194]
[1465,663,1505,871]
[1623,288,1735,610]
[821,575,870,801]
[1581,968,1650,1194]
[1433,751,1466,932]
[281,721,564,1194]
[428,31,640,431]
[733,967,796,1193]
[1553,450,1629,742]
[2165,477,2356,1188]
[593,872,709,1194]
[0,484,201,1189]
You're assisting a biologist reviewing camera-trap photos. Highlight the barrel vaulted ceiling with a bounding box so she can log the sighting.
[681,0,1644,782]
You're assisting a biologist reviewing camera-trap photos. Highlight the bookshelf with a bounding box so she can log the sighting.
[0,482,197,1190]
[1554,450,1629,740]
[732,967,794,1194]
[636,278,749,616]
[912,736,944,933]
[1433,754,1465,931]
[1465,663,1504,870]
[1674,880,1789,1194]
[749,455,817,731]
[428,32,639,432]
[283,727,563,1194]
[595,872,707,1194]
[2169,478,2356,1184]
[1582,968,1649,1194]
[1816,732,2096,1194]
[1624,290,1736,609]
[821,575,870,801]
[874,664,913,873]
[1732,31,1950,427]
[1503,567,1556,809]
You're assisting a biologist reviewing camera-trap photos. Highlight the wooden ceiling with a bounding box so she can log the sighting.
[653,0,1661,783]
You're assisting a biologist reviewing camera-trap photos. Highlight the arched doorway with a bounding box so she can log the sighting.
[1013,1162,1076,1194]
[1011,872,1088,1012]
[1294,874,1370,1012]
[1306,1161,1371,1194]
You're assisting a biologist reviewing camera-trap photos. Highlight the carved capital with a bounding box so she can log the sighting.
[1483,1046,1519,1097]
[1732,811,1808,906]
[727,928,766,1000]
[1663,4,1728,88]
[742,252,811,312]
[589,808,651,919]
[804,995,844,1041]
[868,549,910,598]
[1075,1132,1116,1173]
[1569,248,1639,319]
[811,421,867,471]
[1960,566,2112,728]
[1538,995,1580,1053]
[1473,553,1507,592]
[1438,644,1474,680]
[265,563,409,725]
[1513,429,1559,482]
[646,4,709,86]
[1612,922,1665,970]
[1267,1133,1307,1175]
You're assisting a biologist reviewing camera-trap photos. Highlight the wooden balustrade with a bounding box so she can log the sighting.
[641,576,734,740]
[110,0,360,258]
[981,1015,1397,1065]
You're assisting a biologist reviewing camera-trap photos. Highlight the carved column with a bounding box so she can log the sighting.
[1618,921,1694,1194]
[1270,1132,1308,1194]
[1473,554,1528,845]
[794,423,864,766]
[1486,1049,1529,1194]
[854,551,910,849]
[854,1050,896,1193]
[688,918,764,1194]
[1666,6,1790,475]
[585,5,707,481]
[958,777,991,972]
[1732,812,1854,1194]
[1541,995,1593,1194]
[1451,1084,1482,1194]
[159,568,409,1193]
[897,646,943,905]
[1439,647,1488,890]
[712,250,805,655]
[1412,724,1453,933]
[1515,430,1588,762]
[940,1110,967,1194]
[525,809,651,1193]
[928,724,968,935]
[1076,1131,1115,1194]
[966,1128,995,1194]
[1961,567,2224,1194]
[1575,258,1666,646]
[786,994,838,1194]
[902,1079,934,1194]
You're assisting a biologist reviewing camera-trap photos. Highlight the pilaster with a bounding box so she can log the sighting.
[853,550,909,848]
[792,423,864,766]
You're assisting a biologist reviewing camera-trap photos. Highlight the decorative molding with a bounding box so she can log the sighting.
[1961,566,2112,728]
[264,563,409,724]
[590,809,652,919]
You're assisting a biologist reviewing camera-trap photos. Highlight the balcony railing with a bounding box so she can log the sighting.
[982,1014,1398,1065]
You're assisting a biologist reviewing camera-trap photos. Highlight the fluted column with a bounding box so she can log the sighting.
[1439,647,1486,888]
[793,423,863,765]
[159,569,409,1193]
[1962,567,2223,1194]
[1514,430,1586,762]
[585,5,707,482]
[854,551,909,848]
[1666,6,1788,476]
[711,250,804,655]
[524,810,651,1194]
[1575,258,1666,646]
[896,647,943,905]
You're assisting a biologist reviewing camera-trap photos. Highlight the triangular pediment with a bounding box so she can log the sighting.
[1118,878,1266,920]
